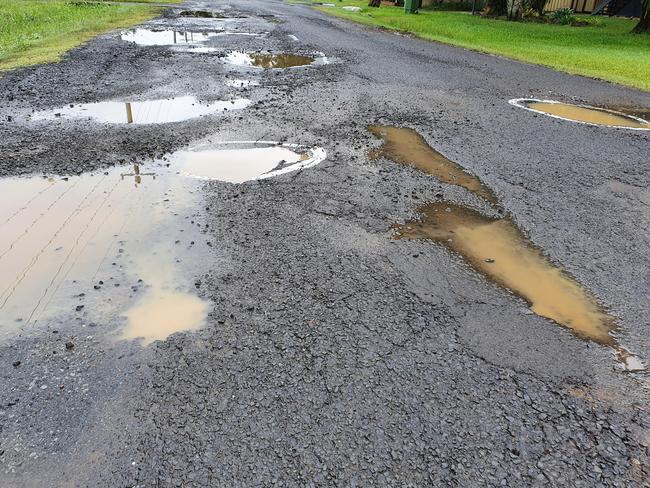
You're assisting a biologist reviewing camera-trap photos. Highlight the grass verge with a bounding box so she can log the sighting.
[308,0,650,91]
[0,0,172,71]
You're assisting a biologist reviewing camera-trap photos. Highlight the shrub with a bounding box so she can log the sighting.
[550,7,576,24]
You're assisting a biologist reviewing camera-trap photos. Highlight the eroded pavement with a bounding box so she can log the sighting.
[1,0,650,486]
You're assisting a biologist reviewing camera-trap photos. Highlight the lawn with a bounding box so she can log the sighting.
[0,0,177,71]
[310,0,650,91]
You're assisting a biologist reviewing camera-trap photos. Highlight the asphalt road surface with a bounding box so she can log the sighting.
[1,0,649,486]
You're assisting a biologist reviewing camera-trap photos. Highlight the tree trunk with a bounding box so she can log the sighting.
[633,0,649,33]
[368,0,381,6]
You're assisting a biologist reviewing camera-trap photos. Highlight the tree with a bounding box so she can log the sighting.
[633,0,649,33]
[368,0,381,6]
[485,0,507,15]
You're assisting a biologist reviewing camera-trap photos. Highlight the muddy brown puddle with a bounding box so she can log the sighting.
[373,126,643,370]
[0,143,326,343]
[224,51,328,68]
[369,125,497,204]
[31,96,251,125]
[511,99,650,129]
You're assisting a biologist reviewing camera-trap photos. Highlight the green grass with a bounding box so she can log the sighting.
[0,0,175,71]
[309,0,650,91]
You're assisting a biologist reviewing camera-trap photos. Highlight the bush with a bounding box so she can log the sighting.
[421,1,482,11]
[550,7,575,24]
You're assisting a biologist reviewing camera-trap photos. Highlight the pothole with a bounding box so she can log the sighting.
[31,96,251,125]
[223,51,328,68]
[510,99,650,130]
[174,142,326,183]
[179,10,226,18]
[369,125,497,205]
[0,142,325,343]
[120,28,222,46]
[371,125,644,371]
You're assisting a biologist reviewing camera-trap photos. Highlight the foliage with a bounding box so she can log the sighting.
[0,0,161,70]
[549,7,576,25]
[313,0,650,91]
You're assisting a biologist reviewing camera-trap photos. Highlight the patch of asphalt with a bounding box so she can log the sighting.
[1,0,649,486]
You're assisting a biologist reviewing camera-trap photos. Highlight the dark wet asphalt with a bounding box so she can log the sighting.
[1,0,650,486]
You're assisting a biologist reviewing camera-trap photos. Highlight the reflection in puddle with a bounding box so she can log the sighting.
[0,163,206,339]
[176,143,326,183]
[374,125,644,371]
[394,202,616,345]
[0,142,325,342]
[179,10,226,18]
[369,125,497,204]
[121,28,221,46]
[32,96,251,125]
[510,99,650,130]
[224,51,327,68]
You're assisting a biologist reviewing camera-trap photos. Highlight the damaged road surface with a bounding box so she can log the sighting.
[1,0,649,486]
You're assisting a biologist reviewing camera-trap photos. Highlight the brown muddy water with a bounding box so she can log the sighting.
[369,125,497,205]
[510,99,650,130]
[0,142,326,343]
[31,96,251,125]
[223,51,328,68]
[394,202,617,345]
[373,125,644,370]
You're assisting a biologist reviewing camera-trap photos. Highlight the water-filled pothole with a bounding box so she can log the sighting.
[510,99,650,130]
[224,51,328,68]
[369,125,497,205]
[179,10,226,18]
[0,142,325,343]
[121,28,222,46]
[371,125,643,371]
[174,142,326,183]
[31,96,251,124]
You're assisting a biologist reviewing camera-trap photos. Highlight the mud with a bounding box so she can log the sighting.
[31,96,251,125]
[179,10,226,18]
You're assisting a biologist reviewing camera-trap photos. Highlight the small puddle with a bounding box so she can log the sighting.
[510,99,650,130]
[120,246,209,344]
[121,28,221,46]
[0,142,325,342]
[31,96,251,124]
[369,125,497,204]
[224,51,327,68]
[179,9,225,18]
[373,125,644,371]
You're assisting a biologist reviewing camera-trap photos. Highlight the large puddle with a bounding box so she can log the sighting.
[31,96,251,125]
[372,125,643,370]
[369,125,497,204]
[224,51,328,68]
[510,99,650,130]
[394,202,616,345]
[0,142,326,343]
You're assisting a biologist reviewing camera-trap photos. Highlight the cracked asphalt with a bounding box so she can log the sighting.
[1,0,650,486]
